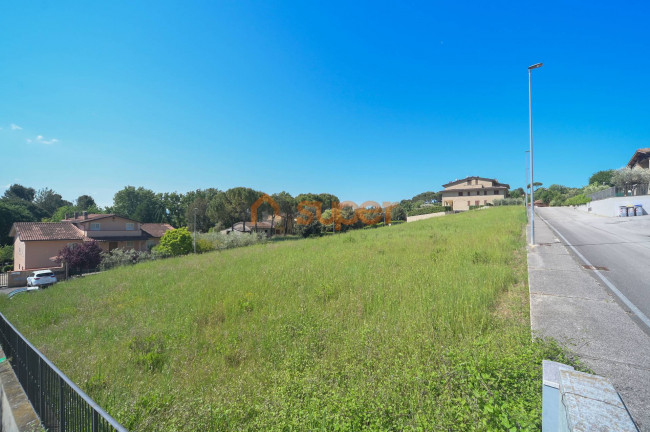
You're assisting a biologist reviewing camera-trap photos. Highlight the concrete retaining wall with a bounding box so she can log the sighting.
[577,196,650,217]
[0,347,41,431]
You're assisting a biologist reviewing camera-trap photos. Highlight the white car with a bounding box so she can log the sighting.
[26,270,57,288]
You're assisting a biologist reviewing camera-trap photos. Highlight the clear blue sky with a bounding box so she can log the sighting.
[1,1,649,207]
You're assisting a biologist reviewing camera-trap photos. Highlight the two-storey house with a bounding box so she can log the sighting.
[441,177,510,211]
[9,212,173,271]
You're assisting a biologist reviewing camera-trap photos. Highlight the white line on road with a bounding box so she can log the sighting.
[537,212,650,330]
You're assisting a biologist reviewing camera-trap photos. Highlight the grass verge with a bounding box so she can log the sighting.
[0,207,574,431]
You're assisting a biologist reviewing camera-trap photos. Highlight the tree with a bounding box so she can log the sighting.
[34,188,71,216]
[272,191,296,235]
[112,186,165,222]
[3,184,36,202]
[160,192,185,228]
[76,195,97,210]
[186,197,212,233]
[612,168,650,196]
[389,204,407,221]
[56,241,102,273]
[589,170,615,187]
[411,191,441,204]
[156,228,193,256]
[509,187,525,199]
[0,201,37,245]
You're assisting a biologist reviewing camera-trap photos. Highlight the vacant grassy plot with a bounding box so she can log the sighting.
[0,207,570,431]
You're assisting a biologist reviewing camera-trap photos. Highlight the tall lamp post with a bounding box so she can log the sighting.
[528,62,543,245]
[193,208,198,253]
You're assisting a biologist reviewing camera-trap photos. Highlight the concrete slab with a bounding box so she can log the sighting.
[529,268,611,301]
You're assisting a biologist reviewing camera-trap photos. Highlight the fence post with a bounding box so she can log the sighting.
[93,409,99,432]
[37,356,43,419]
[59,375,65,432]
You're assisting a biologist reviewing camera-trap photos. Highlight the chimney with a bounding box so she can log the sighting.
[74,212,79,219]
[83,211,88,220]
[64,213,68,220]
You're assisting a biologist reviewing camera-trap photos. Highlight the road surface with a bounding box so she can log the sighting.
[536,206,650,331]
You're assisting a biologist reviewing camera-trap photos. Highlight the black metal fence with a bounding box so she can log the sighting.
[0,312,127,432]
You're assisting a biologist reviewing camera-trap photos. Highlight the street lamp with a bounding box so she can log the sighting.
[528,62,542,245]
[193,208,198,253]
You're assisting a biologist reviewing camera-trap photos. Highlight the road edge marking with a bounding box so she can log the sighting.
[537,212,650,330]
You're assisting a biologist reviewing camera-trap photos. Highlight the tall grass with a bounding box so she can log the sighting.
[0,207,571,431]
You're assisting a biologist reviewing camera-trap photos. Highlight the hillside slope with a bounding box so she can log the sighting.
[0,207,571,431]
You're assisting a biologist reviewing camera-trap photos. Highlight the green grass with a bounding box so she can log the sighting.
[0,207,573,431]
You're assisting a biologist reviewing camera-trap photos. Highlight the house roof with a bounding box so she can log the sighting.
[10,222,86,241]
[141,223,175,238]
[62,213,139,223]
[442,176,510,189]
[627,148,650,168]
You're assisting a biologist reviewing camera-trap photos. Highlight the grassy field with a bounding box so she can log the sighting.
[0,207,572,431]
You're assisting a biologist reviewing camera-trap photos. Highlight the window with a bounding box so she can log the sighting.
[467,180,471,185]
[494,190,499,195]
[475,200,479,206]
[467,201,470,206]
[484,200,487,205]
[90,222,101,231]
[126,223,135,231]
[483,190,487,195]
[458,192,463,196]
[126,241,134,248]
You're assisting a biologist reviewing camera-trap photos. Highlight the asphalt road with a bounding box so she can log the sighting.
[536,206,650,330]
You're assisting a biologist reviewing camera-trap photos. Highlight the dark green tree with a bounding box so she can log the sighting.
[3,184,36,202]
[34,188,71,216]
[589,169,616,186]
[76,195,97,210]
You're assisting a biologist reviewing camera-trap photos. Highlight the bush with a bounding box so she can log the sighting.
[57,241,103,272]
[197,232,267,251]
[407,206,451,216]
[156,227,193,256]
[493,198,524,206]
[100,249,158,271]
[2,264,13,272]
[563,194,591,206]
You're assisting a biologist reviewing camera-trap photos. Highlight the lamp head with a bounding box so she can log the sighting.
[528,63,543,70]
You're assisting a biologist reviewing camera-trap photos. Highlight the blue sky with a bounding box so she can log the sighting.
[1,1,649,207]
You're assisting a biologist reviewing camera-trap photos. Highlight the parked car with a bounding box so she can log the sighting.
[26,270,57,288]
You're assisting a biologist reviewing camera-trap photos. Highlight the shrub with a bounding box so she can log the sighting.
[197,232,267,251]
[57,241,102,272]
[100,249,158,271]
[493,198,524,206]
[407,206,451,216]
[156,227,193,256]
[563,194,591,206]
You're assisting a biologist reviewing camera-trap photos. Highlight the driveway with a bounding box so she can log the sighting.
[536,206,650,332]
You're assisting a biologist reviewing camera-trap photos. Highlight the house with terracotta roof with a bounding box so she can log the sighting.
[627,148,650,169]
[9,212,174,271]
[440,176,510,211]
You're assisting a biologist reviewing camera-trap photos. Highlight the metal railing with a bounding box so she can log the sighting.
[0,272,7,287]
[588,185,650,202]
[0,312,127,432]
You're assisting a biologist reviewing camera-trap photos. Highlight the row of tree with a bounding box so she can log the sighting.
[1,184,418,245]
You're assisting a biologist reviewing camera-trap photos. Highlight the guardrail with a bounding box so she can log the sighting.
[0,311,128,432]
